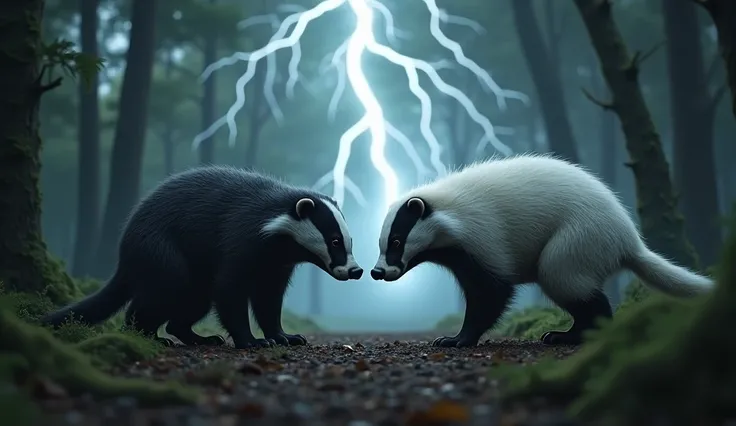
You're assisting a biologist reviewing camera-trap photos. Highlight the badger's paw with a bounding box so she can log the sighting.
[155,336,180,347]
[432,335,479,348]
[196,335,227,346]
[234,338,275,349]
[540,331,583,346]
[266,332,308,346]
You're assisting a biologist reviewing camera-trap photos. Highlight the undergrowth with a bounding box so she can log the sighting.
[495,217,736,424]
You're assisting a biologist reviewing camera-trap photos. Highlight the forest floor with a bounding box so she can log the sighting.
[39,333,581,426]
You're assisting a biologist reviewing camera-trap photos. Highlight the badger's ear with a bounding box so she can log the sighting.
[406,197,425,217]
[295,198,315,219]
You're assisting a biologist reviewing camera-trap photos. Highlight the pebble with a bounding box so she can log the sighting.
[40,334,579,426]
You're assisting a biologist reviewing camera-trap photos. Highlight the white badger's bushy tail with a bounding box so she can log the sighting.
[623,244,715,297]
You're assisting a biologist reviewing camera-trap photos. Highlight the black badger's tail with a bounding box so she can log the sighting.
[41,272,131,327]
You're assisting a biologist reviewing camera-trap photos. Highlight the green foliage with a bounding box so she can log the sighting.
[495,216,736,424]
[41,39,105,90]
[74,277,104,296]
[75,332,163,368]
[0,309,197,418]
[434,307,571,340]
[494,308,572,340]
[190,309,322,340]
[0,285,161,369]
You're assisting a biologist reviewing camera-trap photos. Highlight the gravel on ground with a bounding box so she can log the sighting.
[37,333,582,426]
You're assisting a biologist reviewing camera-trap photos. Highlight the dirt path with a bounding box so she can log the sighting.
[41,334,581,425]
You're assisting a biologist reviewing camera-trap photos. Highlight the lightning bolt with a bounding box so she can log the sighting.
[193,0,527,211]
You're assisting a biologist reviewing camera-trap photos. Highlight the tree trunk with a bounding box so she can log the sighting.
[94,0,157,278]
[71,0,101,278]
[587,54,623,306]
[162,50,175,176]
[0,0,77,302]
[663,0,722,267]
[695,0,736,117]
[198,0,217,165]
[511,0,580,163]
[573,0,698,269]
[244,66,268,168]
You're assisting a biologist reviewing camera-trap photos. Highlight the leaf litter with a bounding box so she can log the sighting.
[32,334,581,425]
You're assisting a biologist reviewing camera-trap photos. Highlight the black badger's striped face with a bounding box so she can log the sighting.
[372,197,438,282]
[262,197,362,281]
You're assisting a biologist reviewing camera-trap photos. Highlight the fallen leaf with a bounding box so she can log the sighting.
[237,402,265,417]
[238,362,264,376]
[342,344,355,352]
[429,353,447,361]
[317,381,346,391]
[405,400,469,425]
[324,365,345,377]
[355,359,370,371]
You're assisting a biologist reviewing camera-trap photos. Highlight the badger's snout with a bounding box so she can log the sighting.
[331,256,362,281]
[348,267,363,279]
[370,267,385,280]
[371,256,403,281]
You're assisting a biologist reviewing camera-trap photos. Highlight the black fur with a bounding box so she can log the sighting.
[41,166,350,348]
[539,289,613,345]
[379,197,613,348]
[417,247,516,348]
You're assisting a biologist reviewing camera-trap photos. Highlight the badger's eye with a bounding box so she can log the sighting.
[391,239,401,248]
[331,238,342,247]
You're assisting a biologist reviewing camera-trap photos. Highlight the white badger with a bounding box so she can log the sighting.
[371,154,714,347]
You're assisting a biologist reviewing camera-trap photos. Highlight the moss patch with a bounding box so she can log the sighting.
[496,221,736,424]
[434,307,571,340]
[494,307,572,340]
[190,309,322,340]
[0,310,197,412]
[75,332,162,368]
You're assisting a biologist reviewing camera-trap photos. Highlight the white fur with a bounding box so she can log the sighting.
[375,154,714,300]
[262,199,358,280]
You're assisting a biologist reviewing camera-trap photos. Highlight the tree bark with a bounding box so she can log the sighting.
[71,0,101,278]
[511,0,580,163]
[694,0,736,117]
[573,0,698,269]
[586,52,624,305]
[0,0,78,302]
[198,0,217,165]
[161,49,176,176]
[663,0,722,267]
[94,0,157,278]
[244,65,268,168]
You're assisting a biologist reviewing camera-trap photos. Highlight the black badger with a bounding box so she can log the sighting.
[42,166,363,348]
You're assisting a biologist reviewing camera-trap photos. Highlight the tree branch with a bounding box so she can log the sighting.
[626,40,666,79]
[39,77,63,94]
[581,86,616,110]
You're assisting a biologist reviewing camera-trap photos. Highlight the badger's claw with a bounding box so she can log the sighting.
[432,334,479,348]
[540,331,583,346]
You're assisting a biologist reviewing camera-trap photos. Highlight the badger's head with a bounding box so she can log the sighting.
[262,196,362,281]
[372,196,455,282]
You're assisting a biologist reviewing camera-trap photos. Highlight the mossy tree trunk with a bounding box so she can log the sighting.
[71,0,101,278]
[94,0,157,278]
[573,0,698,269]
[694,0,736,118]
[511,0,580,163]
[663,0,724,267]
[0,0,77,302]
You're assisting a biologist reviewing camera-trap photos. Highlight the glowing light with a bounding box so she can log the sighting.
[193,0,527,210]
